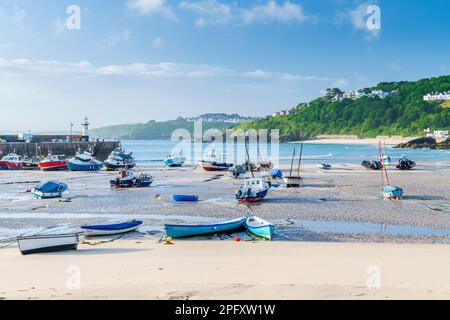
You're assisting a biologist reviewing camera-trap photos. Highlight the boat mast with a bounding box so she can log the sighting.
[297,136,305,177]
[245,140,254,178]
[289,148,296,177]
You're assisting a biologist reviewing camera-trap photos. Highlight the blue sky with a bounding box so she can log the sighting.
[0,0,449,131]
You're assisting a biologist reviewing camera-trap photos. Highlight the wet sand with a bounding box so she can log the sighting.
[1,241,450,300]
[1,162,450,243]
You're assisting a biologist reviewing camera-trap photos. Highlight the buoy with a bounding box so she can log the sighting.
[167,237,173,242]
[235,236,241,242]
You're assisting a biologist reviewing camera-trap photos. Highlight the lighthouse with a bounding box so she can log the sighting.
[81,116,89,141]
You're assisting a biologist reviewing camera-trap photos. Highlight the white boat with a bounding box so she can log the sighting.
[199,147,233,171]
[17,233,84,255]
[317,163,332,170]
[164,152,186,167]
[283,176,304,187]
[81,220,143,237]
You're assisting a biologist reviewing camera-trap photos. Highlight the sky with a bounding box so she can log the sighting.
[0,0,449,131]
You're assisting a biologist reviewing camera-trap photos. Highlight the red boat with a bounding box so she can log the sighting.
[38,155,68,171]
[1,154,23,170]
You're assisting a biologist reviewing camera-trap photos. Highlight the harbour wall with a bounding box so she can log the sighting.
[0,140,120,161]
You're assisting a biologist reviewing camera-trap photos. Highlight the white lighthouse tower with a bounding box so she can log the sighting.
[81,115,89,141]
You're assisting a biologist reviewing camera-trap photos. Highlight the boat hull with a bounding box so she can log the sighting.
[173,195,199,202]
[68,162,103,171]
[200,161,233,172]
[236,189,268,204]
[39,161,68,171]
[245,216,274,240]
[283,176,304,188]
[164,158,185,167]
[82,221,143,237]
[165,217,246,238]
[32,190,63,199]
[17,233,83,255]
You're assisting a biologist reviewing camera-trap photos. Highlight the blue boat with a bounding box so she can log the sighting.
[31,181,68,199]
[165,217,246,238]
[383,185,404,200]
[68,153,104,171]
[81,220,143,236]
[173,195,199,202]
[244,216,275,240]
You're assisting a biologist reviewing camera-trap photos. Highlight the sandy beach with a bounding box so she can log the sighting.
[1,241,450,300]
[1,159,450,300]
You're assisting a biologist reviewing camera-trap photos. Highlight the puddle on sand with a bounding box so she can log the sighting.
[280,219,450,238]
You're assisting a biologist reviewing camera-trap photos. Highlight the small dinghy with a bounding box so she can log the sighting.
[173,195,199,202]
[230,164,247,178]
[81,220,143,237]
[317,163,331,170]
[396,156,416,170]
[17,232,84,255]
[362,158,383,170]
[164,152,186,167]
[165,217,246,238]
[110,169,153,188]
[245,216,275,240]
[31,181,68,199]
[383,185,404,200]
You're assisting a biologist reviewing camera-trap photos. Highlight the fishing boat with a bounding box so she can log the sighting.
[165,217,246,238]
[200,147,233,171]
[173,195,199,202]
[396,156,416,170]
[81,220,143,237]
[362,158,383,170]
[378,142,404,200]
[244,216,275,240]
[1,153,23,170]
[236,178,270,203]
[257,144,273,170]
[317,163,332,170]
[17,232,84,255]
[21,157,40,170]
[283,139,305,188]
[104,148,135,171]
[68,153,104,171]
[31,181,68,199]
[164,152,186,167]
[109,169,153,188]
[38,154,68,171]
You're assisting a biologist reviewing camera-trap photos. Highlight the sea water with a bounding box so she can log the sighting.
[122,140,450,167]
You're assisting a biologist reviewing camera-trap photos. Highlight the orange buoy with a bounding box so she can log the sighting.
[235,236,241,242]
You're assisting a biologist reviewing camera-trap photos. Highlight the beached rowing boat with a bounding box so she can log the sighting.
[244,216,275,240]
[165,217,246,238]
[17,232,84,255]
[81,220,143,237]
[173,195,199,202]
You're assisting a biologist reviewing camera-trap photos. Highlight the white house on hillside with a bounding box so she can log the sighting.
[423,92,450,101]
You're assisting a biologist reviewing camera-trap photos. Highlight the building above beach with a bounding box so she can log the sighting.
[423,92,450,101]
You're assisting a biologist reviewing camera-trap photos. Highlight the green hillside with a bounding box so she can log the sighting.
[91,119,235,140]
[235,75,450,141]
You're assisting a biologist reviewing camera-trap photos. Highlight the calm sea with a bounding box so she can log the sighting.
[122,140,450,167]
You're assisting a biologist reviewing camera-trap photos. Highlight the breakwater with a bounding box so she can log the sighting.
[0,140,120,161]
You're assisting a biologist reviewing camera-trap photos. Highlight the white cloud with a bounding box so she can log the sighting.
[153,36,163,48]
[0,57,339,84]
[242,0,309,24]
[180,0,233,27]
[180,0,312,27]
[102,29,131,49]
[127,0,177,21]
